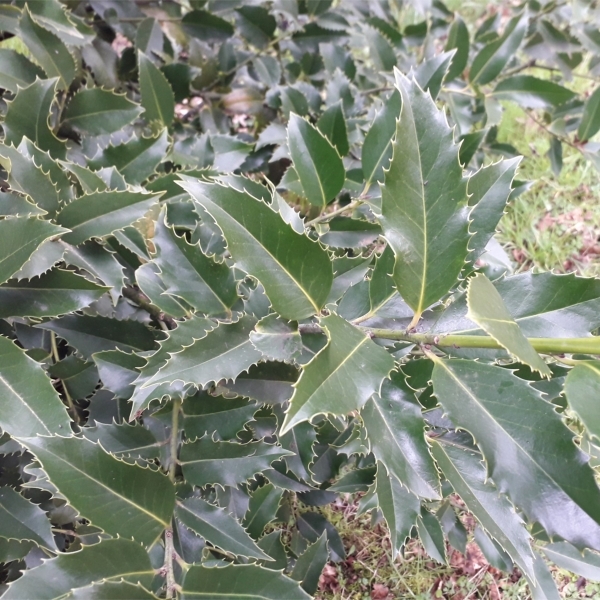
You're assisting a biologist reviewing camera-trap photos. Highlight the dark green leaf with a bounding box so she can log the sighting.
[0,191,45,218]
[542,542,600,581]
[492,76,576,109]
[150,212,238,316]
[70,582,159,600]
[431,357,600,552]
[180,178,333,320]
[180,564,311,600]
[375,464,420,559]
[2,538,154,600]
[564,361,600,443]
[18,7,75,90]
[250,314,302,362]
[243,483,283,540]
[431,440,535,579]
[0,217,67,285]
[0,486,56,550]
[180,437,292,487]
[82,422,161,461]
[287,113,345,207]
[21,436,175,547]
[291,532,328,595]
[380,72,469,323]
[0,48,44,92]
[578,86,600,142]
[297,511,345,562]
[414,50,454,100]
[63,88,143,135]
[417,509,446,564]
[139,51,175,127]
[0,269,107,318]
[470,13,527,85]
[281,313,394,434]
[445,16,469,81]
[56,190,159,246]
[362,371,440,499]
[317,101,349,156]
[0,335,70,437]
[181,10,234,42]
[176,497,269,559]
[236,6,276,49]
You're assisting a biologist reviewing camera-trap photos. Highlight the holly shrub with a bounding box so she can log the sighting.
[1,0,600,598]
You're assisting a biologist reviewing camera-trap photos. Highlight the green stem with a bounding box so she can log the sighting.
[357,328,600,355]
[306,199,364,226]
[164,398,181,599]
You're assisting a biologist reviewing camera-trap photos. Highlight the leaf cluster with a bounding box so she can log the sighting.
[1,1,600,598]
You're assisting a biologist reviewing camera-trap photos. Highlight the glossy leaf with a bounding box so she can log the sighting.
[82,422,162,461]
[287,113,345,207]
[180,437,292,488]
[0,269,107,318]
[542,542,600,581]
[431,440,535,579]
[63,88,143,135]
[362,89,401,187]
[0,217,67,285]
[281,313,394,434]
[56,190,159,246]
[564,361,600,442]
[19,7,75,90]
[492,76,576,109]
[470,13,527,85]
[250,314,302,362]
[431,357,600,552]
[21,436,175,547]
[243,483,284,540]
[150,212,238,315]
[445,16,469,81]
[176,497,269,559]
[180,564,311,600]
[0,48,44,92]
[2,538,154,600]
[140,316,262,391]
[466,273,551,375]
[380,71,469,322]
[317,101,349,156]
[578,86,600,142]
[139,51,175,127]
[362,371,440,499]
[180,178,334,320]
[290,532,328,595]
[0,335,70,437]
[375,464,420,559]
[0,486,56,551]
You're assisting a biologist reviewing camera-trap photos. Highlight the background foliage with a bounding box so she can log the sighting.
[2,0,600,598]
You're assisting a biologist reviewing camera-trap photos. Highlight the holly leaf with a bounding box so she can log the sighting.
[380,71,469,324]
[139,51,175,127]
[281,313,394,434]
[180,177,333,320]
[564,361,600,443]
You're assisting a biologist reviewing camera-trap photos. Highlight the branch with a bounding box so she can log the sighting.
[122,286,177,329]
[297,323,600,355]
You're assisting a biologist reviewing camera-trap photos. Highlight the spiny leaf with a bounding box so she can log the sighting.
[362,89,401,187]
[180,564,311,600]
[56,190,160,246]
[0,334,70,438]
[492,75,576,109]
[250,314,302,362]
[317,101,349,156]
[281,313,394,434]
[375,464,420,560]
[180,177,334,320]
[0,269,107,318]
[92,350,146,399]
[542,542,600,581]
[88,129,170,185]
[445,15,469,81]
[180,436,292,488]
[469,12,527,85]
[431,357,600,552]
[0,217,67,285]
[0,48,44,92]
[0,191,45,218]
[70,582,159,600]
[18,7,75,90]
[82,421,162,461]
[564,361,600,443]
[290,532,329,595]
[362,371,440,499]
[417,509,446,564]
[243,483,284,540]
[380,71,469,324]
[176,497,269,559]
[0,486,56,551]
[62,88,143,135]
[150,211,238,316]
[466,273,551,376]
[431,439,535,579]
[287,113,345,207]
[2,78,66,159]
[138,51,175,127]
[20,436,175,547]
[140,315,262,391]
[2,538,154,600]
